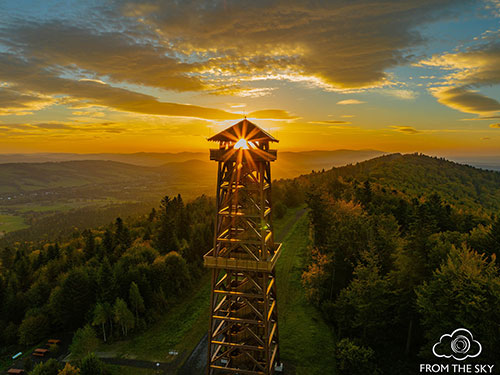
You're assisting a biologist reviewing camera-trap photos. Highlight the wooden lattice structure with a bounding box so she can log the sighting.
[204,119,282,375]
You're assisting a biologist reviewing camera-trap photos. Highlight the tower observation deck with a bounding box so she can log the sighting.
[204,119,282,375]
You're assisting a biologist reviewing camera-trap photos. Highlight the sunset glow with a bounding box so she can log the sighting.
[0,1,499,156]
[234,139,249,150]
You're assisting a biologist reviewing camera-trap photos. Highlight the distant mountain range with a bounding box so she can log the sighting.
[0,152,208,166]
[0,149,386,181]
[2,151,499,212]
[1,150,499,174]
[0,150,384,185]
[2,151,500,241]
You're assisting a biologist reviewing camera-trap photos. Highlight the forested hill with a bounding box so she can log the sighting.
[288,153,500,373]
[301,153,500,213]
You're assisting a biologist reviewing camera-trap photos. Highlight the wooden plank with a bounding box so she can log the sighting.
[209,364,265,375]
[211,340,265,351]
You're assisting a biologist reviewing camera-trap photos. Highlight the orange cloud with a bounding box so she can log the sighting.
[0,88,56,115]
[309,120,352,125]
[247,109,297,119]
[390,126,422,134]
[430,87,500,115]
[0,53,240,120]
[115,0,474,90]
[421,41,500,87]
[1,21,205,92]
[337,99,365,105]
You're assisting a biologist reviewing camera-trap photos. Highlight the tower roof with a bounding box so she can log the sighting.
[208,119,279,143]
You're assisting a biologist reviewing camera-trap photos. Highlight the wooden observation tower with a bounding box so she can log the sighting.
[204,119,282,375]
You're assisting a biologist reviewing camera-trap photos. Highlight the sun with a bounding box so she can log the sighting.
[234,138,249,149]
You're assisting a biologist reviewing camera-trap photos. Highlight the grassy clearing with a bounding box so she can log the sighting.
[107,364,157,374]
[0,213,28,233]
[276,212,337,375]
[274,206,303,240]
[98,273,211,363]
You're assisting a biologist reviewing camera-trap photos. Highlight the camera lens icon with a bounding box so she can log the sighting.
[451,335,470,354]
[432,328,481,360]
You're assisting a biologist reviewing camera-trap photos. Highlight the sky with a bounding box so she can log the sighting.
[0,0,500,156]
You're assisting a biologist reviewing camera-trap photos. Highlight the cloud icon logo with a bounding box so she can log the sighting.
[432,328,482,361]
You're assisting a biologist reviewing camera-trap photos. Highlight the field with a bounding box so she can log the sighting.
[0,197,132,237]
[0,213,29,234]
[10,198,120,213]
[108,364,157,374]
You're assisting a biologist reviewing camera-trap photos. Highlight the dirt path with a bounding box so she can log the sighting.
[177,207,308,375]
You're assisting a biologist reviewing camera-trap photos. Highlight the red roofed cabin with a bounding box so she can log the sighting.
[7,369,25,374]
[32,348,49,357]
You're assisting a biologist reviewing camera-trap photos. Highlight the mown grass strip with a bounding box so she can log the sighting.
[276,212,337,375]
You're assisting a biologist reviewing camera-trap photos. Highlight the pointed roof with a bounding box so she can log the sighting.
[208,119,279,143]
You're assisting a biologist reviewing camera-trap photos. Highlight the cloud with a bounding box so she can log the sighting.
[460,115,500,121]
[31,122,75,130]
[430,86,500,115]
[490,123,500,128]
[79,79,107,85]
[337,99,365,105]
[329,125,358,130]
[233,88,276,97]
[421,39,500,87]
[0,87,56,115]
[381,89,418,100]
[0,0,480,127]
[0,21,205,92]
[0,53,241,120]
[0,121,126,134]
[309,120,352,125]
[72,111,106,118]
[247,109,297,119]
[114,0,474,90]
[420,36,500,115]
[390,126,422,134]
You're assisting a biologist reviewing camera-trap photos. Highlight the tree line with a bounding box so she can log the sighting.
[302,175,500,374]
[0,194,214,364]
